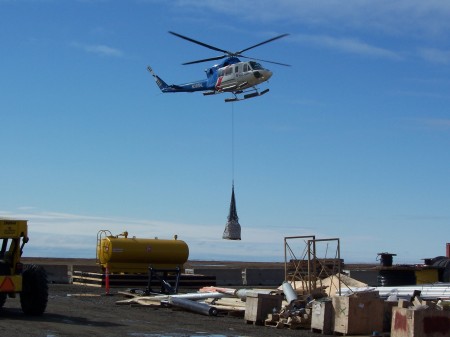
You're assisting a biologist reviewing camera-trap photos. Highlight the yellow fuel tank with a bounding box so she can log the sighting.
[96,230,189,274]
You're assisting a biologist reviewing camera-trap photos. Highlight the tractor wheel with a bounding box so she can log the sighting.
[0,293,6,309]
[20,264,48,315]
[0,261,10,309]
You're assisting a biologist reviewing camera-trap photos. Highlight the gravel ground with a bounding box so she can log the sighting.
[0,284,323,337]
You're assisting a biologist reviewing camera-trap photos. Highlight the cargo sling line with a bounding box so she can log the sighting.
[223,103,241,240]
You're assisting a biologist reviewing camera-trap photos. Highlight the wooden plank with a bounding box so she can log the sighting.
[72,271,216,289]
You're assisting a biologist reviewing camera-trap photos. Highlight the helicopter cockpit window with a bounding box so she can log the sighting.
[218,69,224,76]
[243,64,248,72]
[225,67,233,76]
[249,61,263,70]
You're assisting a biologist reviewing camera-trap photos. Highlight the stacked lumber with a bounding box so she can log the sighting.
[265,306,312,329]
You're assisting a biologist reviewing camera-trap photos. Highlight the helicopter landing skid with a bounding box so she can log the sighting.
[225,88,269,102]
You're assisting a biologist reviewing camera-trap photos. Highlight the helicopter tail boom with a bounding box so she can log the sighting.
[147,66,179,92]
[147,66,209,93]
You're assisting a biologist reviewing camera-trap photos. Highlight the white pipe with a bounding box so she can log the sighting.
[339,283,450,300]
[282,281,298,304]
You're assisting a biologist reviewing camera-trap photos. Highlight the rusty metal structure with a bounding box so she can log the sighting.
[284,235,342,296]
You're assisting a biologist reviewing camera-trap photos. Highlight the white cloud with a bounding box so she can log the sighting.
[393,90,448,100]
[400,118,450,132]
[1,209,429,264]
[422,118,450,130]
[294,34,401,60]
[70,42,124,57]
[173,0,450,37]
[419,48,450,65]
[1,209,309,261]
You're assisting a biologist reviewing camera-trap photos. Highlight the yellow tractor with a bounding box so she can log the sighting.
[0,219,48,315]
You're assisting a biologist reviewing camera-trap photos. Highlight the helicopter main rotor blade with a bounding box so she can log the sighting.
[169,31,231,55]
[169,31,290,67]
[240,55,291,67]
[182,55,227,65]
[237,33,289,54]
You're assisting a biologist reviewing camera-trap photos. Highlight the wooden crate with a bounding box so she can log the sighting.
[311,299,333,334]
[333,293,384,335]
[391,307,450,337]
[244,293,282,325]
[383,301,399,332]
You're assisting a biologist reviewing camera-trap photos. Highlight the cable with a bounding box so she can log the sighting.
[231,102,235,185]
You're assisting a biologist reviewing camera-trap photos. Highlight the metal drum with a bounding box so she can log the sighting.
[96,230,189,273]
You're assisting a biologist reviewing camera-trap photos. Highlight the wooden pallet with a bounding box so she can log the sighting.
[72,270,216,289]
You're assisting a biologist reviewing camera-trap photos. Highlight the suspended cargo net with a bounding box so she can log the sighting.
[222,185,241,240]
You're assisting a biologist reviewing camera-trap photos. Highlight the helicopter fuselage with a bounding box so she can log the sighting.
[214,60,272,93]
[148,58,272,96]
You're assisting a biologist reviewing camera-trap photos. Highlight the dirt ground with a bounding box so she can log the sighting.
[0,283,322,337]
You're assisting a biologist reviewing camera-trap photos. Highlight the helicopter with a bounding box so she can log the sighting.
[148,31,290,102]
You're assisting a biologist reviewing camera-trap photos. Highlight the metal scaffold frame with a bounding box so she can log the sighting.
[284,235,342,296]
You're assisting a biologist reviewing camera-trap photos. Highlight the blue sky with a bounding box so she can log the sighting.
[1,0,449,264]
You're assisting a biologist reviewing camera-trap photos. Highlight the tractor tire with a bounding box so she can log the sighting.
[20,264,48,315]
[0,261,10,309]
[0,293,6,309]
